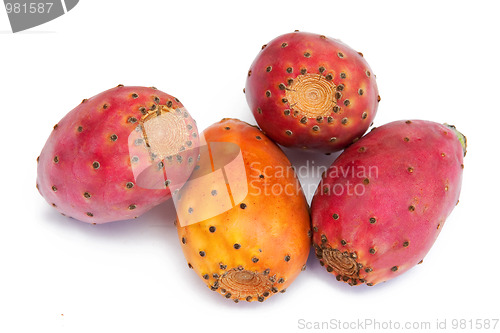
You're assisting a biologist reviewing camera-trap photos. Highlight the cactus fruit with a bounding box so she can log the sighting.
[175,119,311,302]
[245,31,380,153]
[311,120,466,285]
[36,85,199,224]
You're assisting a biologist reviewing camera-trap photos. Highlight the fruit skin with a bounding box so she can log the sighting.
[245,31,379,153]
[311,120,466,285]
[37,85,199,224]
[176,119,311,302]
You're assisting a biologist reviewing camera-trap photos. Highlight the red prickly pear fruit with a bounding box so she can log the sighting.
[245,31,380,153]
[36,85,199,224]
[311,120,466,286]
[175,119,311,302]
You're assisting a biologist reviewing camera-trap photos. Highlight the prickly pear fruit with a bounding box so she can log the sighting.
[175,119,311,302]
[36,85,199,224]
[311,120,466,285]
[245,31,380,153]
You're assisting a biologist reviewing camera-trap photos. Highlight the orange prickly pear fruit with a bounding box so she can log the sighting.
[175,118,311,302]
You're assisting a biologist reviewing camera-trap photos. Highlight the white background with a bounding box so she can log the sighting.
[1,1,498,332]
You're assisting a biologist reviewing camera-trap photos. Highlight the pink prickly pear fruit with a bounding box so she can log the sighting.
[36,85,199,224]
[245,31,380,153]
[311,120,466,286]
[176,119,311,302]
